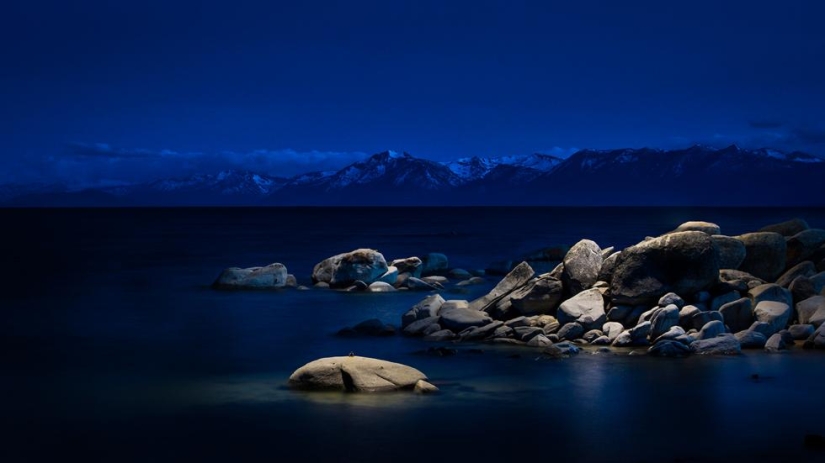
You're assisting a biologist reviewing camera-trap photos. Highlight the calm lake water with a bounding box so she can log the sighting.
[2,207,825,462]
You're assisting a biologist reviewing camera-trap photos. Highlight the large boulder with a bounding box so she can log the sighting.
[312,249,388,288]
[557,288,606,331]
[508,275,564,316]
[598,252,621,283]
[736,232,787,281]
[421,253,449,276]
[718,297,754,333]
[711,235,747,270]
[748,284,793,308]
[288,356,428,392]
[610,231,720,305]
[775,261,817,288]
[786,229,825,268]
[690,333,741,355]
[797,296,825,327]
[470,262,535,313]
[440,305,493,332]
[672,221,721,235]
[213,263,288,289]
[561,239,603,295]
[753,301,792,335]
[759,218,809,237]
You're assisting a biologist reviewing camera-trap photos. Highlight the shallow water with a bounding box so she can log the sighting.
[2,207,825,462]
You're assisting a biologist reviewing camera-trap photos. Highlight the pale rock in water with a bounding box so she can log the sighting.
[288,356,428,392]
[213,263,288,289]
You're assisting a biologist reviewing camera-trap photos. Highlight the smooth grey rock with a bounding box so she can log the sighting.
[402,294,446,327]
[421,276,448,286]
[504,316,532,328]
[679,305,701,329]
[658,292,685,309]
[753,301,792,335]
[598,251,621,283]
[674,333,696,345]
[526,334,553,347]
[447,268,472,279]
[459,321,504,341]
[562,239,603,295]
[612,330,633,347]
[776,261,817,288]
[456,276,486,287]
[786,229,825,268]
[803,324,825,349]
[788,324,815,340]
[421,253,449,276]
[649,339,692,357]
[736,232,787,281]
[441,300,469,311]
[624,305,648,327]
[213,263,288,289]
[404,277,440,291]
[602,321,625,342]
[790,276,817,303]
[470,262,535,313]
[748,321,774,338]
[653,325,686,343]
[414,379,439,394]
[422,323,442,336]
[285,274,298,287]
[390,257,423,277]
[536,315,560,332]
[718,297,754,333]
[691,310,724,331]
[719,269,765,287]
[690,333,741,355]
[711,235,747,270]
[697,320,725,340]
[402,316,442,336]
[557,322,584,341]
[377,266,399,285]
[796,296,825,327]
[630,321,651,344]
[368,281,397,293]
[673,221,721,235]
[508,276,564,316]
[312,249,388,288]
[610,231,720,305]
[759,218,809,237]
[424,329,457,342]
[764,333,788,352]
[734,330,768,349]
[694,291,712,303]
[748,284,793,308]
[492,325,514,338]
[650,304,680,340]
[591,335,612,345]
[583,329,604,343]
[288,356,427,392]
[557,288,606,330]
[340,318,396,337]
[440,306,493,332]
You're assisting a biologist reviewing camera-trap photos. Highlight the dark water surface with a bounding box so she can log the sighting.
[2,207,825,462]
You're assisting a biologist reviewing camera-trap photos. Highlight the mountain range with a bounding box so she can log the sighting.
[3,146,824,206]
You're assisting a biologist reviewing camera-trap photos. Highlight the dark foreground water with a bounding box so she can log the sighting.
[2,207,825,463]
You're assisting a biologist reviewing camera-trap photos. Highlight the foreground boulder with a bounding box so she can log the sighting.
[288,356,428,392]
[556,288,606,330]
[610,231,720,305]
[213,263,288,289]
[312,249,388,288]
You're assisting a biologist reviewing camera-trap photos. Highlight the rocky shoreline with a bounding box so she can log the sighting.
[215,217,825,391]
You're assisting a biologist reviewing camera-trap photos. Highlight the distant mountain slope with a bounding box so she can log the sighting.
[3,146,824,206]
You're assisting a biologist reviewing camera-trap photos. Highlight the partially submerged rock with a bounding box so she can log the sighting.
[312,249,388,288]
[288,356,428,392]
[213,263,288,289]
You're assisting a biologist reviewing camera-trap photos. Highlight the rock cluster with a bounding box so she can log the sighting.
[398,218,825,356]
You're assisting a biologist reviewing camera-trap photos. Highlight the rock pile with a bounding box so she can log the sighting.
[398,218,825,355]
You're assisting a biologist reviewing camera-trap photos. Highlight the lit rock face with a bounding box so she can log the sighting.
[312,249,388,288]
[288,356,428,392]
[213,263,288,289]
[610,231,720,305]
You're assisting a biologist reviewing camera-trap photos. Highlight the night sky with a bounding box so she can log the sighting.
[2,0,824,187]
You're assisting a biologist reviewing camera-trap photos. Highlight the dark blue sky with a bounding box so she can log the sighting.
[2,0,824,186]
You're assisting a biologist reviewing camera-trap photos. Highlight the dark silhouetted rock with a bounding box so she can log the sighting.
[658,292,686,309]
[786,229,825,268]
[649,339,692,357]
[711,235,747,270]
[776,261,817,288]
[719,297,754,333]
[421,253,449,276]
[790,276,817,303]
[598,251,621,284]
[424,329,457,342]
[759,218,809,237]
[610,231,719,305]
[650,304,680,340]
[562,239,603,295]
[557,322,584,341]
[736,232,786,281]
[691,310,724,331]
[803,324,825,349]
[338,318,396,337]
[788,324,815,340]
[402,316,441,336]
[710,290,740,311]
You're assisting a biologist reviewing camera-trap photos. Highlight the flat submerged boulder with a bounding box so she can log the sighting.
[213,263,288,289]
[288,356,430,392]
